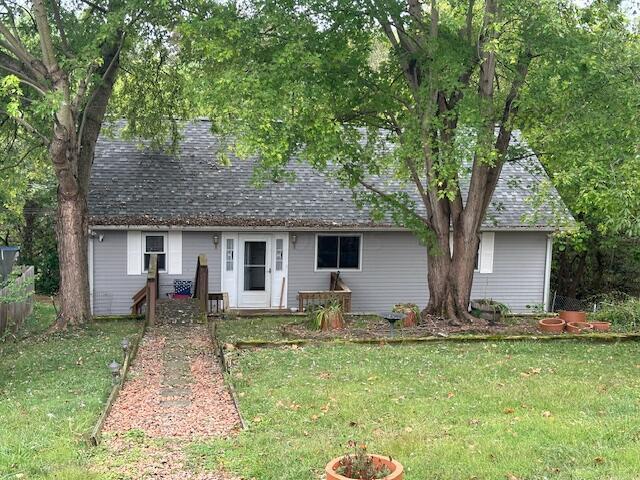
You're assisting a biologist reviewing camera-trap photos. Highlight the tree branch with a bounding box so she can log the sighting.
[49,0,72,58]
[0,110,49,145]
[359,178,432,228]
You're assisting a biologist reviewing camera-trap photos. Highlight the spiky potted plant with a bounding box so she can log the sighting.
[311,301,345,331]
[326,441,404,480]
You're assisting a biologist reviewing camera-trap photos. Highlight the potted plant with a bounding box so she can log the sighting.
[326,442,403,480]
[392,303,420,327]
[311,301,345,331]
[470,299,509,323]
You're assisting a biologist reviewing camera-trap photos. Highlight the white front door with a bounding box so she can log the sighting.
[238,235,271,308]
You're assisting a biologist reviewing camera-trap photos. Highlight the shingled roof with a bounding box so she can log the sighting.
[88,120,566,230]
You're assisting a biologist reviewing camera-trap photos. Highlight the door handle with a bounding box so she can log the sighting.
[268,268,272,273]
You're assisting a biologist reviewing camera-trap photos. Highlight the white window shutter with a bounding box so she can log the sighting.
[127,230,142,275]
[479,232,495,274]
[167,231,182,275]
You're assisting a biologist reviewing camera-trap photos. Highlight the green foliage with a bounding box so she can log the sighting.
[336,441,391,479]
[0,267,34,304]
[182,0,594,248]
[590,294,640,332]
[471,298,510,316]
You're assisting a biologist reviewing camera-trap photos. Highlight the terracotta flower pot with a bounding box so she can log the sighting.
[403,311,417,328]
[538,318,565,334]
[326,454,404,480]
[559,310,587,323]
[566,321,594,334]
[589,321,611,332]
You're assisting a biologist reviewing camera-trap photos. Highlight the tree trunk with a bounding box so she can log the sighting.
[21,199,37,263]
[424,227,482,324]
[54,188,90,327]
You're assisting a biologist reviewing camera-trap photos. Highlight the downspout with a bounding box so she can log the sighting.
[543,234,553,312]
[88,232,94,315]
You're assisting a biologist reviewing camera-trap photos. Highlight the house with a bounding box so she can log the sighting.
[88,120,564,316]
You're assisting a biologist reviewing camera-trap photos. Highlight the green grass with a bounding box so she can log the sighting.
[0,303,141,479]
[215,316,298,343]
[192,340,640,479]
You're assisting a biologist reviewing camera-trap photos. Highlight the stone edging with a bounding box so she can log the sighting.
[86,319,147,446]
[228,332,640,349]
[208,320,248,430]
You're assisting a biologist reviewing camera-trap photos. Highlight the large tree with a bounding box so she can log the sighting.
[185,0,594,322]
[0,0,182,327]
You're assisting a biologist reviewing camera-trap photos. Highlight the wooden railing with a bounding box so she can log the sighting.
[146,255,159,325]
[0,266,34,337]
[131,255,159,323]
[193,254,209,315]
[298,272,352,313]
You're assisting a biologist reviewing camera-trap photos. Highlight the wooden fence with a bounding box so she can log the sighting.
[0,266,35,337]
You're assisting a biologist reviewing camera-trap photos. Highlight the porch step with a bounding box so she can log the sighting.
[156,298,202,325]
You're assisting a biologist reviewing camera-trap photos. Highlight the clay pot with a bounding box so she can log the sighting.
[566,321,594,334]
[538,318,565,334]
[326,454,404,480]
[559,310,587,323]
[403,311,418,328]
[589,321,611,332]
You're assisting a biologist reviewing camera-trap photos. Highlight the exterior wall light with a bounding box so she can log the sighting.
[291,234,297,247]
[108,360,121,385]
[213,234,219,248]
[121,338,130,360]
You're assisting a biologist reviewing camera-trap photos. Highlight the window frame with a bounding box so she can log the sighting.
[142,232,168,273]
[314,233,363,272]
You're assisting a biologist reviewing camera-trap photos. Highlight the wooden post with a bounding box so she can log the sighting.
[146,255,158,325]
[196,254,208,315]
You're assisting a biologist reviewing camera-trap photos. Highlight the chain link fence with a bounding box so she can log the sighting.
[550,292,598,313]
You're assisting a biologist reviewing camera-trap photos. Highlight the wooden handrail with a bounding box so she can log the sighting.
[146,254,159,325]
[193,254,209,315]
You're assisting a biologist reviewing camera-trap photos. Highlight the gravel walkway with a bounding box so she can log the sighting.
[104,324,241,437]
[99,324,241,479]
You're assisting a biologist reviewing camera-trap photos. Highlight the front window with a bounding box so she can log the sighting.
[316,235,361,270]
[144,233,166,272]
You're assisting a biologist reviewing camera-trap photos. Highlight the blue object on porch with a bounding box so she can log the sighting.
[174,280,193,297]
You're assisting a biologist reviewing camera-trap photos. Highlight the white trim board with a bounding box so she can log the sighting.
[91,224,560,233]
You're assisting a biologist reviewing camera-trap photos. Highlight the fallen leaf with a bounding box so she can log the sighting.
[542,411,553,418]
[504,408,515,414]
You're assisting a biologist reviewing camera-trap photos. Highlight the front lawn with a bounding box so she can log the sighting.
[193,338,640,479]
[0,303,141,479]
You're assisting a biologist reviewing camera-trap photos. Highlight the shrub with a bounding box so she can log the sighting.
[589,294,640,331]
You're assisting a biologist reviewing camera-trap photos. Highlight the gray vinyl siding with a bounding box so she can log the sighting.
[92,228,547,315]
[470,232,547,312]
[287,231,429,312]
[288,231,547,313]
[91,230,221,315]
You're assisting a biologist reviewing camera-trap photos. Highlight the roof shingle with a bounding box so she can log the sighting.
[88,120,566,230]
